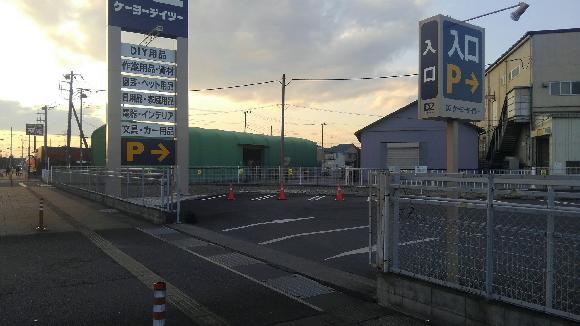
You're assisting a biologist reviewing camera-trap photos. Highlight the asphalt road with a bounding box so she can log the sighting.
[183,192,378,279]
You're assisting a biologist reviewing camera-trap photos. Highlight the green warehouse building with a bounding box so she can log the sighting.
[91,125,318,167]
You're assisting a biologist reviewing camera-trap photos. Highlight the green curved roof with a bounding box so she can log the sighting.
[91,125,317,167]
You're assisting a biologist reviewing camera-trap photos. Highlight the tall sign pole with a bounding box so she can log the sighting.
[418,15,485,171]
[418,14,485,282]
[107,0,189,196]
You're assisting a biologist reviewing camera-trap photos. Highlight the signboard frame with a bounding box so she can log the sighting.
[418,15,485,122]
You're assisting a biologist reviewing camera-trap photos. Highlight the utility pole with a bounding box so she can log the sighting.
[270,126,273,136]
[78,89,88,167]
[41,106,48,169]
[9,126,12,168]
[243,110,251,133]
[65,71,74,167]
[280,74,286,169]
[321,122,327,169]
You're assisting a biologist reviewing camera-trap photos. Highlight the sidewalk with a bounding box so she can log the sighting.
[0,183,73,237]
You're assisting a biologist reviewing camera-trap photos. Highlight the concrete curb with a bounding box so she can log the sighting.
[169,223,378,302]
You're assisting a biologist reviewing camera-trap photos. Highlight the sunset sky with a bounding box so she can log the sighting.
[0,0,579,158]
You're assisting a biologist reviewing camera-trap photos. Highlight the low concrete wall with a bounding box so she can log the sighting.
[377,273,576,326]
[54,184,169,225]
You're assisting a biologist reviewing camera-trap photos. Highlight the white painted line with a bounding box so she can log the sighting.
[260,225,369,245]
[18,182,27,188]
[399,237,438,246]
[222,217,316,232]
[324,245,377,261]
[307,196,319,201]
[315,196,326,201]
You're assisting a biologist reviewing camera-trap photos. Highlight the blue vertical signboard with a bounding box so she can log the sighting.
[418,15,485,121]
[108,0,188,38]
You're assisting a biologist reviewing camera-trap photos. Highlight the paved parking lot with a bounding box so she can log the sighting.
[183,192,378,279]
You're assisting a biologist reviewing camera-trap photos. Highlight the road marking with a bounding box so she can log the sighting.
[222,217,316,232]
[307,195,325,201]
[18,182,27,188]
[324,245,377,261]
[251,194,276,201]
[200,194,226,201]
[260,225,369,245]
[142,227,324,312]
[400,237,438,246]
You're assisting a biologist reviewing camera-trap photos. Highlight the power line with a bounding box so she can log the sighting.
[291,73,418,82]
[190,104,279,117]
[287,104,383,117]
[190,80,277,92]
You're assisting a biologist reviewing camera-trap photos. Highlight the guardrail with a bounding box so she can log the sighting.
[376,172,580,322]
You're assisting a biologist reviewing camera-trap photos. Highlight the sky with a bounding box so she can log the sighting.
[0,0,578,158]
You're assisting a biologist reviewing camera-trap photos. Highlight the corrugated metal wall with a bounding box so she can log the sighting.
[550,118,580,168]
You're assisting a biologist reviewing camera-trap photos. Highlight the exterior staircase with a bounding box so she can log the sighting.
[484,98,524,169]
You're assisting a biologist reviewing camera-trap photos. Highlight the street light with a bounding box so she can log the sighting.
[463,2,530,22]
[510,2,530,21]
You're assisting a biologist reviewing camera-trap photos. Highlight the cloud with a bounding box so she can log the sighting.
[15,0,426,107]
[14,0,106,62]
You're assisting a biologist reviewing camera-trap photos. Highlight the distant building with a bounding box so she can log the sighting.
[91,125,318,167]
[480,28,580,170]
[355,101,479,170]
[322,144,359,169]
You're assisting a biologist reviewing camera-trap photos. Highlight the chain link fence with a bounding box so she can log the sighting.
[377,173,580,322]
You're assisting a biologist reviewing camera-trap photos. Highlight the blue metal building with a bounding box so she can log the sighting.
[355,101,480,170]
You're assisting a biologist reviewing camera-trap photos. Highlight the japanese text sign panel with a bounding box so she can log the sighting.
[121,122,175,138]
[121,75,176,93]
[108,0,188,39]
[418,15,485,121]
[122,107,176,123]
[122,91,176,108]
[121,137,175,166]
[121,43,176,63]
[121,58,176,78]
[26,124,44,136]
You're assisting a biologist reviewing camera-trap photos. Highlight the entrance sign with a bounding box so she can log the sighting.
[122,91,176,108]
[108,0,188,38]
[121,43,176,63]
[418,15,485,121]
[122,75,176,93]
[26,124,44,136]
[122,107,176,123]
[121,58,176,78]
[121,138,175,165]
[121,122,175,138]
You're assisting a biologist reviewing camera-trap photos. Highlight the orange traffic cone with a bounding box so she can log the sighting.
[278,186,287,200]
[335,184,344,201]
[227,184,236,200]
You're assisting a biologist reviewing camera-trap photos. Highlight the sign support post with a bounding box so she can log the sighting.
[106,25,122,196]
[176,36,189,196]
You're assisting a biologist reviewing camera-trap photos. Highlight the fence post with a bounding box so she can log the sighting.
[545,186,555,309]
[142,168,145,206]
[368,183,373,265]
[485,173,495,297]
[392,173,400,270]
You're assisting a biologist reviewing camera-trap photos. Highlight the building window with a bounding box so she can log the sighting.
[549,81,580,96]
[509,66,520,80]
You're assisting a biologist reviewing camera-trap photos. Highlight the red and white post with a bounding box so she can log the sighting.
[152,282,166,326]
